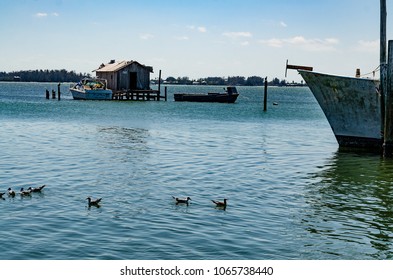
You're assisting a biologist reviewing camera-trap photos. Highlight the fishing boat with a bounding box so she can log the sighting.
[174,86,239,103]
[70,78,112,100]
[290,1,388,150]
[298,70,382,149]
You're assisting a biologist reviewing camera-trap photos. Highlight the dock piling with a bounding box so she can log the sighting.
[158,70,161,91]
[57,83,61,100]
[263,77,268,111]
[383,40,393,156]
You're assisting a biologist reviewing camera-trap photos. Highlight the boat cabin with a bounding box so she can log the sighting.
[95,60,153,91]
[226,86,238,95]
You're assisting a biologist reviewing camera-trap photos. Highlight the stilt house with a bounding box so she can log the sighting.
[95,60,153,91]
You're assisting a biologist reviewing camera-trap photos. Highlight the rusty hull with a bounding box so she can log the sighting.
[299,70,382,149]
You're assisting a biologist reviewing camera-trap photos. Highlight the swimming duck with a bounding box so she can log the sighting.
[8,188,16,197]
[87,197,102,207]
[172,196,191,205]
[212,199,227,208]
[28,185,46,193]
[20,187,32,196]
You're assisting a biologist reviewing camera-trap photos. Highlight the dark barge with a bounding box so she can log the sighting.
[174,87,239,103]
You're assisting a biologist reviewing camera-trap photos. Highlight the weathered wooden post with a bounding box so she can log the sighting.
[263,77,268,111]
[381,0,387,137]
[380,0,391,155]
[57,83,61,100]
[45,89,49,99]
[158,70,162,91]
[383,40,393,156]
[165,86,167,101]
[52,89,56,99]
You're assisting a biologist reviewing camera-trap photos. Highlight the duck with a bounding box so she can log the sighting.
[172,196,191,205]
[27,185,46,193]
[87,197,102,207]
[212,199,228,208]
[20,187,32,196]
[8,188,16,197]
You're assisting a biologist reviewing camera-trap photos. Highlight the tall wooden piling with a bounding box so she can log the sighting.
[263,77,268,111]
[158,70,162,97]
[381,0,387,142]
[383,40,393,156]
[57,83,61,100]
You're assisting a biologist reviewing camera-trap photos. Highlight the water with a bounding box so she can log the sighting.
[0,82,392,260]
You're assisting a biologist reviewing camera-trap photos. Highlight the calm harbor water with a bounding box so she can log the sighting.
[0,82,392,260]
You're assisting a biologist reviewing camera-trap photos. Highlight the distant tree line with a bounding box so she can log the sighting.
[154,76,305,87]
[0,69,91,82]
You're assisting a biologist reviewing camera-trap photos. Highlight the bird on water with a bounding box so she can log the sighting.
[0,192,5,200]
[172,196,191,205]
[212,199,227,208]
[20,188,32,196]
[28,185,46,193]
[87,197,102,207]
[8,188,16,197]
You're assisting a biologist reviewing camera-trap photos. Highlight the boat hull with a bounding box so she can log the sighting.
[299,70,382,149]
[174,93,239,103]
[70,88,113,100]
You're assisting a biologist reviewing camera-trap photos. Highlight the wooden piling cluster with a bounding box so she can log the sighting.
[112,87,167,101]
[45,83,61,100]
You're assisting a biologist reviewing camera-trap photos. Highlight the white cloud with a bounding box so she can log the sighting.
[262,38,284,48]
[240,41,250,46]
[260,36,339,51]
[356,40,379,52]
[197,26,207,33]
[222,31,252,39]
[174,36,189,41]
[140,33,154,40]
[280,21,288,28]
[187,25,207,33]
[34,12,59,18]
[35,12,48,18]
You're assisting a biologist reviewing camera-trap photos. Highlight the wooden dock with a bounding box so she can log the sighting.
[112,87,167,101]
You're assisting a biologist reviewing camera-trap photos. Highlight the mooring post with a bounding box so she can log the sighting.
[383,40,393,156]
[52,89,56,99]
[45,89,49,99]
[57,83,61,100]
[263,76,268,111]
[165,86,167,101]
[381,0,387,146]
[158,70,161,93]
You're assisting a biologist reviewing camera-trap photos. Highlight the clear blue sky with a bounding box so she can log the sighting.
[0,0,392,81]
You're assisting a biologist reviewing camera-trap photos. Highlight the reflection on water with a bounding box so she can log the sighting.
[303,151,393,259]
[98,127,149,145]
[97,126,150,161]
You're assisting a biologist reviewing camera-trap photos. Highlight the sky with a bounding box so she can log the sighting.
[0,0,392,82]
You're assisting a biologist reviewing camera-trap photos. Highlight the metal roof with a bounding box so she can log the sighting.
[95,60,153,73]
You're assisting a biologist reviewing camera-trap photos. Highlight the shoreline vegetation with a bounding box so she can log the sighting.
[152,76,306,87]
[0,69,306,87]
